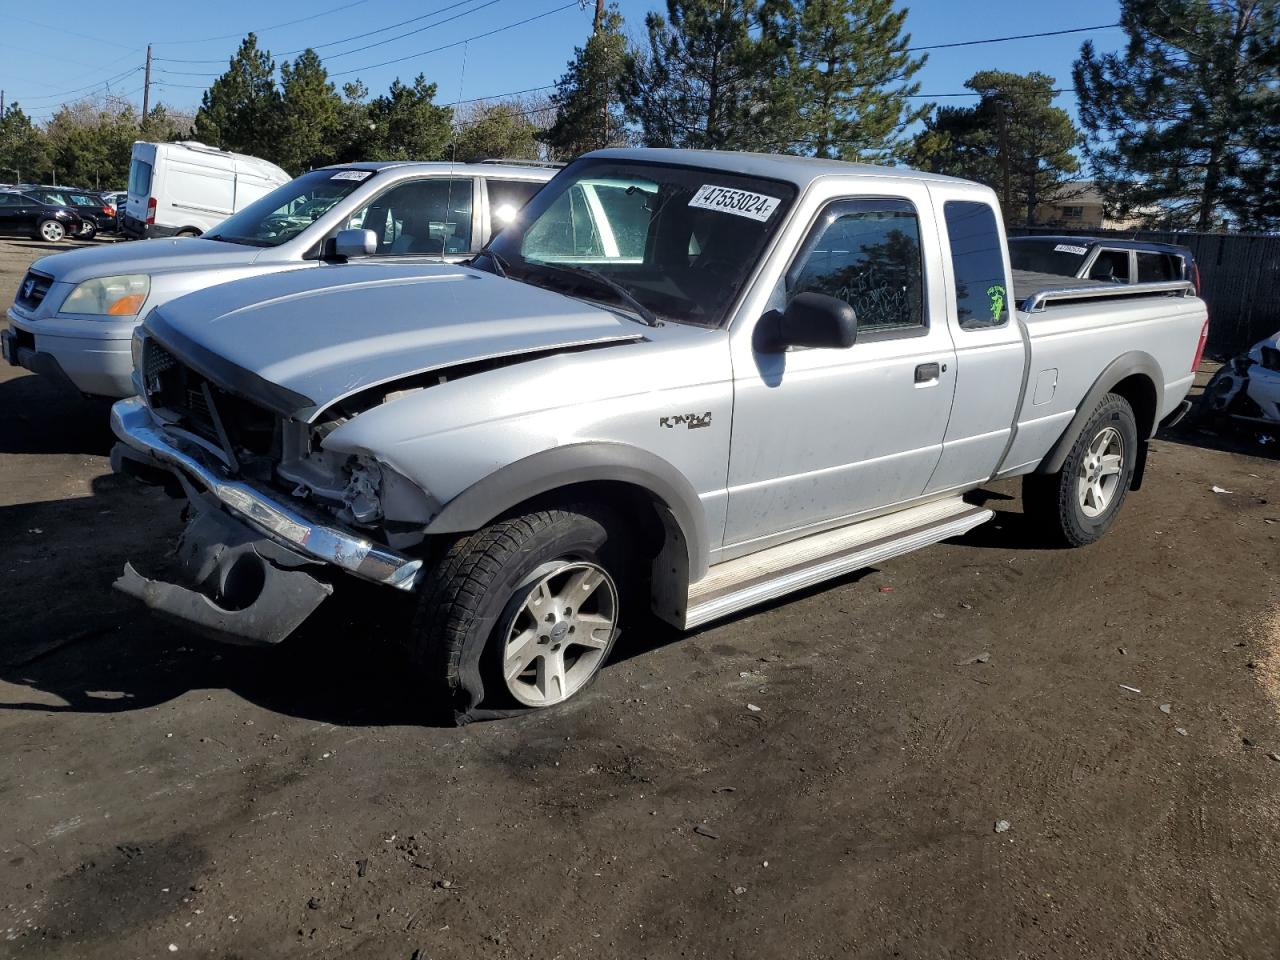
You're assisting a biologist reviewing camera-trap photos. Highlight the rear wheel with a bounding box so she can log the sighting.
[409,506,627,722]
[78,221,98,240]
[37,219,66,242]
[176,228,200,238]
[1023,393,1139,547]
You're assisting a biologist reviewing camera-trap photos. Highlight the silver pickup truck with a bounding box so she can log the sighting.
[109,149,1209,722]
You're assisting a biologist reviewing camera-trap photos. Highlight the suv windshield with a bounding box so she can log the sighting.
[1008,238,1093,277]
[481,159,798,327]
[205,169,376,248]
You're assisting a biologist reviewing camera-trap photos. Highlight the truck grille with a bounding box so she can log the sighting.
[16,270,53,310]
[143,339,279,460]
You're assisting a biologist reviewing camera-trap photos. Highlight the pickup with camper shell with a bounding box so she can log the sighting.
[106,148,1209,723]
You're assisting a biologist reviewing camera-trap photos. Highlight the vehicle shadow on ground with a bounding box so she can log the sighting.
[1156,419,1280,462]
[0,369,115,455]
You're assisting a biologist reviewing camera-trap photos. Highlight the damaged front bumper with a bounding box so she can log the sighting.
[110,396,424,644]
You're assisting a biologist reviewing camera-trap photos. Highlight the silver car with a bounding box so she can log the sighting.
[3,162,554,398]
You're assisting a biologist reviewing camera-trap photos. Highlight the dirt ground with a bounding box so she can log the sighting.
[1,235,1278,960]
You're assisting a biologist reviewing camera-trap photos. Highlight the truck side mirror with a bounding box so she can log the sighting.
[333,228,377,260]
[757,292,858,352]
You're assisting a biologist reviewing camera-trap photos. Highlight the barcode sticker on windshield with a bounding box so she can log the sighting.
[1054,243,1089,255]
[331,170,373,181]
[688,185,780,222]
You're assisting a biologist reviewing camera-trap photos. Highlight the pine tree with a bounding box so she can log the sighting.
[623,0,777,150]
[453,101,541,162]
[542,2,629,158]
[276,50,344,173]
[762,0,927,160]
[910,71,1081,227]
[365,75,453,161]
[0,105,49,183]
[1074,0,1280,231]
[193,34,281,160]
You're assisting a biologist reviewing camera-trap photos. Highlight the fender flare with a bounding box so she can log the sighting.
[424,441,711,581]
[1036,350,1164,476]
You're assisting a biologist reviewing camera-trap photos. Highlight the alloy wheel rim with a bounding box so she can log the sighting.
[501,561,618,707]
[41,221,63,241]
[1077,426,1124,518]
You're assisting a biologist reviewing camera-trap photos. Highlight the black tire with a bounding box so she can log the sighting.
[79,222,98,240]
[410,506,629,723]
[176,228,200,238]
[1023,392,1139,547]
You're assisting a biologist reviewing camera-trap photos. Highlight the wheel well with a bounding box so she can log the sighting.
[501,480,667,561]
[1110,373,1157,439]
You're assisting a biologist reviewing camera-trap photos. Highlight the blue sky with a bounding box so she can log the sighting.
[1,0,1124,126]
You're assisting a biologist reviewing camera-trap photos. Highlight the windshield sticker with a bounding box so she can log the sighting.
[331,170,373,181]
[688,185,780,222]
[1053,243,1089,255]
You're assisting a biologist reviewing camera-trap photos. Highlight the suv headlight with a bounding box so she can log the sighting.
[62,274,151,317]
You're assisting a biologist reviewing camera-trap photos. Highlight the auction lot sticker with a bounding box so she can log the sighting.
[331,170,373,181]
[688,185,780,222]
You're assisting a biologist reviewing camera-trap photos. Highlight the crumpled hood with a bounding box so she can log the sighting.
[146,262,641,418]
[32,237,262,284]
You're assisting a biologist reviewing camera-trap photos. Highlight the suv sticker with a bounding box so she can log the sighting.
[1054,243,1089,255]
[688,185,780,222]
[331,170,373,181]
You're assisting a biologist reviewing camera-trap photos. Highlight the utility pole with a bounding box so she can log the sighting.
[1,90,5,120]
[593,0,605,31]
[141,44,152,124]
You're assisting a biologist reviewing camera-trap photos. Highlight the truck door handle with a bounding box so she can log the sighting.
[915,362,941,383]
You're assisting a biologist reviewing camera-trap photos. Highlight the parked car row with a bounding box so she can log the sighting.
[4,149,1209,721]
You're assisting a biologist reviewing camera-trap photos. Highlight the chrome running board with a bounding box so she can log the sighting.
[682,497,992,630]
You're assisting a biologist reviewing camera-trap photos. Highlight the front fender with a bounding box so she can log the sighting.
[423,441,711,581]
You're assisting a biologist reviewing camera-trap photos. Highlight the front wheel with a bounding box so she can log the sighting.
[37,219,66,242]
[409,507,627,722]
[1023,393,1139,547]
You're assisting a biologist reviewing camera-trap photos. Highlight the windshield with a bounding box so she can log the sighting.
[205,168,376,248]
[1008,238,1092,277]
[482,159,798,327]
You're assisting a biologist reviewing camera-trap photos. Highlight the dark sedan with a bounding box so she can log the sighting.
[25,188,117,239]
[0,192,83,242]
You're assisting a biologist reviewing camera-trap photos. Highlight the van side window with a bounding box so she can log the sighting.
[944,200,1010,330]
[1137,252,1180,282]
[347,178,474,256]
[1089,249,1130,283]
[788,200,925,331]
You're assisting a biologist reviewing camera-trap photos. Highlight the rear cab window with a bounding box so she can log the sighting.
[944,200,1010,330]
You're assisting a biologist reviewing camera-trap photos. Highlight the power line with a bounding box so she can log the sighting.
[155,0,509,77]
[10,66,144,105]
[320,0,507,61]
[906,88,1071,99]
[330,2,581,78]
[908,23,1120,52]
[153,0,369,46]
[154,0,504,65]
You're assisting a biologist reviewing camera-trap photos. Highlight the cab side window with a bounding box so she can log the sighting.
[787,200,925,331]
[944,200,1010,330]
[346,178,474,256]
[1089,249,1131,283]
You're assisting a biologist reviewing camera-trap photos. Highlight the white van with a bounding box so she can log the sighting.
[122,141,290,240]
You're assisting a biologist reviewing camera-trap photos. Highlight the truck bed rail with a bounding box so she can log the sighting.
[1018,278,1196,313]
